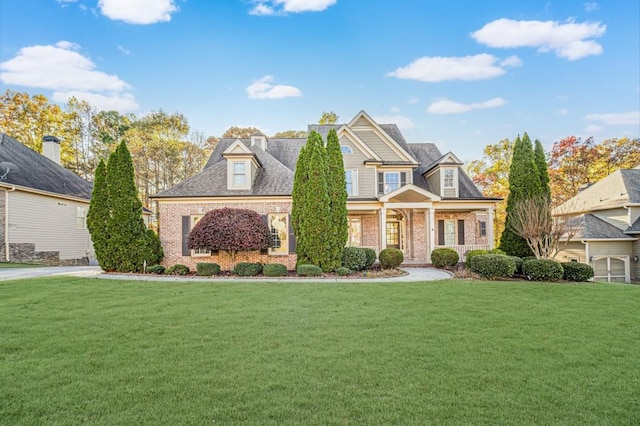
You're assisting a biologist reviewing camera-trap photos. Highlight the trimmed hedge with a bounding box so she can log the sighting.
[561,262,594,282]
[468,254,516,279]
[196,262,220,276]
[431,248,459,268]
[297,264,323,277]
[363,248,377,269]
[263,263,288,277]
[379,248,404,269]
[522,259,564,281]
[166,264,189,275]
[234,262,262,277]
[464,249,487,266]
[147,264,165,274]
[343,247,368,271]
[335,267,352,276]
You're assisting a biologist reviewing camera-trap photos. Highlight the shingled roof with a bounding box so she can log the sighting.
[155,125,489,200]
[0,133,92,200]
[569,214,636,240]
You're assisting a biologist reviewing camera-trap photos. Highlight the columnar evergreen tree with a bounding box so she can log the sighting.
[104,141,149,272]
[325,129,348,271]
[291,130,332,270]
[534,139,551,200]
[500,133,541,257]
[86,159,111,269]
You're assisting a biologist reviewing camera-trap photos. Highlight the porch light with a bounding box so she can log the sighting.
[634,256,639,263]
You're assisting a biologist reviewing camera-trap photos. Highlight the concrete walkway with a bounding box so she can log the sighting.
[0,265,451,283]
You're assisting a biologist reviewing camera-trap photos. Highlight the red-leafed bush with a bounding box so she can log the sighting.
[188,208,270,266]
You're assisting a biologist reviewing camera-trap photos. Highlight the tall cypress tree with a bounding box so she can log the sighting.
[325,129,348,271]
[291,144,308,263]
[86,159,111,269]
[500,133,541,257]
[105,141,149,272]
[534,139,551,200]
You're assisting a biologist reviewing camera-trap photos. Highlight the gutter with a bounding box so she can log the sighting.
[4,185,15,261]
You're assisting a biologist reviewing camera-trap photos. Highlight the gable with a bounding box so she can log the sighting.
[347,111,418,164]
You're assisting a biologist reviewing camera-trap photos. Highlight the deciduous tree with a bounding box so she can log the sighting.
[222,126,262,139]
[319,111,339,124]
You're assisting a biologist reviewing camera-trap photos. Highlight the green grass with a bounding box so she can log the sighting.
[0,262,43,268]
[1,278,638,425]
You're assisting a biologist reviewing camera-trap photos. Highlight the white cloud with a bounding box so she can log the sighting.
[585,111,640,125]
[500,55,522,67]
[390,106,400,113]
[556,108,568,115]
[372,114,415,130]
[585,124,603,133]
[387,54,512,82]
[0,41,130,92]
[98,0,178,24]
[117,45,131,55]
[0,41,137,112]
[246,75,302,99]
[52,91,139,112]
[471,18,606,60]
[427,97,507,114]
[407,96,419,104]
[250,0,336,15]
[584,2,599,12]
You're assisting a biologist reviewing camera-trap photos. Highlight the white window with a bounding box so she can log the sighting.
[345,170,358,196]
[232,162,246,187]
[384,172,400,193]
[444,220,456,245]
[340,145,353,154]
[347,217,362,246]
[444,169,454,188]
[477,221,487,237]
[76,207,86,229]
[268,213,288,255]
[191,215,210,256]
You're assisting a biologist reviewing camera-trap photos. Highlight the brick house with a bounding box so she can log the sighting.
[152,111,499,270]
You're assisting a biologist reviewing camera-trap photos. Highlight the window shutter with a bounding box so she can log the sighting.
[288,214,296,254]
[182,216,190,256]
[378,172,384,194]
[458,220,465,245]
[261,215,269,255]
[438,220,444,245]
[400,172,406,187]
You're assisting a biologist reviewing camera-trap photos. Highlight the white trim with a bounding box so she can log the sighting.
[347,110,418,163]
[345,169,358,196]
[337,125,382,161]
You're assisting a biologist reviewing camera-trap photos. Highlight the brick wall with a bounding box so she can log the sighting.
[158,200,297,271]
[435,211,490,246]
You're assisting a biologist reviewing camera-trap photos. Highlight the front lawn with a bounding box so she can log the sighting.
[1,278,638,424]
[0,262,43,268]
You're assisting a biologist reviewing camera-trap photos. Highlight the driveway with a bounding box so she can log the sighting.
[0,265,450,283]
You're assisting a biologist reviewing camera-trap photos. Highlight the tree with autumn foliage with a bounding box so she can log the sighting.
[466,138,514,246]
[187,207,270,267]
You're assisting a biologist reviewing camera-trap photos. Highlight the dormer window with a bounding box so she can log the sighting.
[233,162,246,187]
[440,168,458,197]
[251,134,267,150]
[444,169,454,188]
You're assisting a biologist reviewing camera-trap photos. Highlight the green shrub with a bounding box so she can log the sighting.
[363,248,377,269]
[166,264,189,275]
[146,264,165,274]
[523,259,564,281]
[379,248,404,269]
[488,248,506,255]
[464,249,487,266]
[343,247,368,271]
[561,262,594,282]
[335,267,352,276]
[263,263,288,277]
[297,264,323,277]
[196,262,220,276]
[431,248,459,268]
[468,254,516,279]
[509,256,524,275]
[234,262,262,277]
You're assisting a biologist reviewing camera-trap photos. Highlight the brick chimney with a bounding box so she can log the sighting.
[42,135,61,164]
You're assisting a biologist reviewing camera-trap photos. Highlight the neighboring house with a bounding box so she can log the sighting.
[555,165,640,283]
[152,111,499,270]
[0,133,94,265]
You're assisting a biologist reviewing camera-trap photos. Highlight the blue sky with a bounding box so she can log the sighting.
[1,0,638,161]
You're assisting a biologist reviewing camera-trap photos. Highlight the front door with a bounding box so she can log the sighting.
[386,221,400,249]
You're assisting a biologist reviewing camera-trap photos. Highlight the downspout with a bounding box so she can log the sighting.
[5,185,15,261]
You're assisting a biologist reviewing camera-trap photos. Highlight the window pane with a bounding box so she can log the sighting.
[233,162,246,186]
[340,145,353,154]
[348,217,361,246]
[385,172,399,193]
[444,220,456,245]
[269,213,288,254]
[444,169,454,187]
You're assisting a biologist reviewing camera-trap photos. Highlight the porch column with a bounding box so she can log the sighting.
[380,206,387,251]
[428,207,435,263]
[486,207,494,249]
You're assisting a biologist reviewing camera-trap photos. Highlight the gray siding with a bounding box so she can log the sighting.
[0,189,5,260]
[340,135,375,197]
[353,129,404,162]
[633,240,640,282]
[427,172,441,196]
[589,240,634,257]
[593,208,629,230]
[8,191,94,260]
[556,241,586,263]
[629,206,640,227]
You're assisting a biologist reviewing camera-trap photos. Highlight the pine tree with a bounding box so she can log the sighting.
[325,129,348,271]
[500,133,541,257]
[86,159,111,269]
[105,141,149,272]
